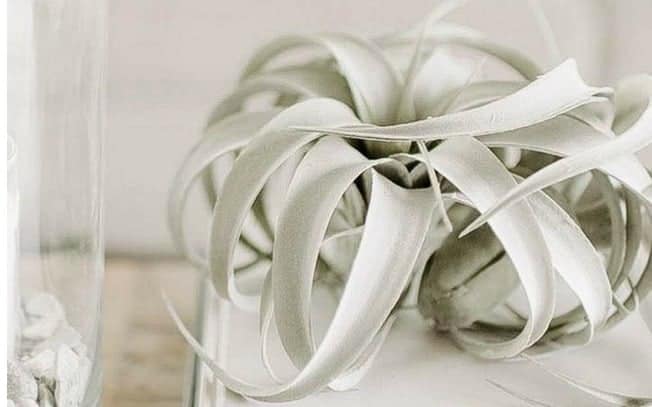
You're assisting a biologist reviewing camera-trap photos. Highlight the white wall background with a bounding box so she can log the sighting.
[105,0,652,256]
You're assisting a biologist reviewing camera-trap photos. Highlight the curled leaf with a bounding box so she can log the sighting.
[404,137,556,358]
[463,100,652,236]
[208,98,358,311]
[295,60,609,142]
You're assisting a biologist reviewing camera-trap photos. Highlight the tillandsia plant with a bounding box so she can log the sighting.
[166,0,652,403]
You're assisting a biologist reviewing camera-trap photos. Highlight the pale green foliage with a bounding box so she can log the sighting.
[166,1,652,402]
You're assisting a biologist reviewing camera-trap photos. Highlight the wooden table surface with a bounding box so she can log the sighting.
[102,257,198,407]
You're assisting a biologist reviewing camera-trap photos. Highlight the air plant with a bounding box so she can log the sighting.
[166,0,652,403]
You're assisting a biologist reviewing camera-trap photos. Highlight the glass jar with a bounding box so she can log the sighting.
[7,0,106,406]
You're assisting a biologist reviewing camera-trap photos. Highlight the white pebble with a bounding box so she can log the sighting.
[55,345,81,407]
[13,292,93,406]
[21,318,60,342]
[32,324,81,355]
[7,360,38,401]
[76,356,92,403]
[15,399,39,407]
[22,349,55,380]
[24,294,64,320]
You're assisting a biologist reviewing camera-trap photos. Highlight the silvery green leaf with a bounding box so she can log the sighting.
[206,65,353,127]
[437,80,524,114]
[377,21,542,80]
[200,63,356,237]
[296,60,608,142]
[168,110,280,267]
[327,314,397,392]
[238,31,411,156]
[613,74,652,134]
[259,221,379,389]
[256,150,305,237]
[416,140,451,230]
[411,50,475,119]
[401,137,556,358]
[539,173,626,341]
[208,98,359,311]
[462,100,652,236]
[258,271,283,383]
[270,136,390,372]
[525,183,612,341]
[525,0,561,66]
[241,33,401,125]
[435,181,611,342]
[164,170,434,401]
[437,79,613,132]
[478,118,649,285]
[396,0,471,122]
[479,114,651,193]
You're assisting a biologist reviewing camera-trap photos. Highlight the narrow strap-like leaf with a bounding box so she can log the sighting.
[296,60,608,142]
[168,110,280,267]
[613,74,652,134]
[258,270,283,383]
[437,80,524,114]
[446,182,612,345]
[525,0,561,66]
[525,182,612,340]
[400,137,556,358]
[241,33,402,125]
[411,51,475,118]
[416,140,451,230]
[205,65,353,127]
[463,99,652,236]
[396,0,471,122]
[327,314,397,391]
[208,98,359,311]
[479,117,651,195]
[271,136,390,369]
[538,172,626,343]
[165,171,433,401]
[199,63,356,241]
[259,225,386,389]
[608,225,652,330]
[378,22,543,80]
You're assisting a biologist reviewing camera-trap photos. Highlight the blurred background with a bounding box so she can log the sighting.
[105,0,652,256]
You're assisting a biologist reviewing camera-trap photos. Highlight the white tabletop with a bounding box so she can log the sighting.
[191,285,652,407]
